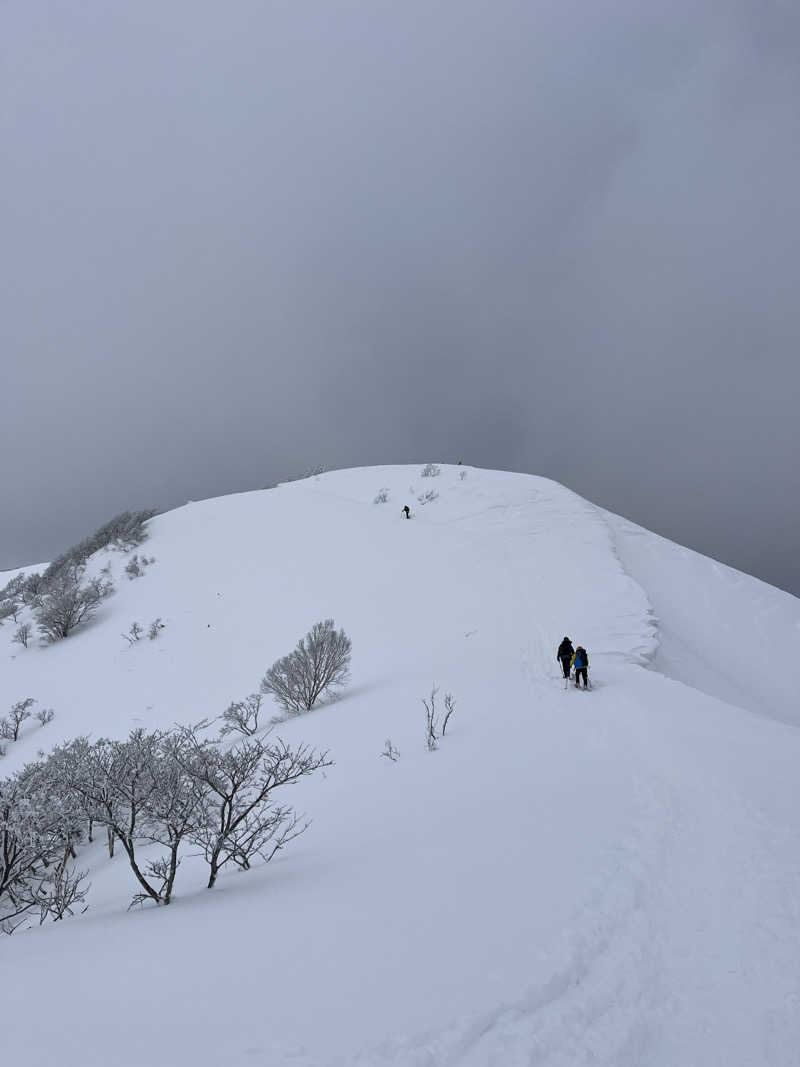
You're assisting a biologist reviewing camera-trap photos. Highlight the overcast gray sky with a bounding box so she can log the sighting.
[2,1,799,594]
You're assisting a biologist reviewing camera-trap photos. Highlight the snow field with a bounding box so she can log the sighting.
[1,465,799,1066]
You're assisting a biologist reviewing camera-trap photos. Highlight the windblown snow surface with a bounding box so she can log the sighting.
[2,466,799,1067]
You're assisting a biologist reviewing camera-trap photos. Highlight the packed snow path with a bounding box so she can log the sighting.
[1,466,798,1066]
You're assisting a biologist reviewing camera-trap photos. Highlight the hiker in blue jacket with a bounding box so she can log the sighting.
[571,646,589,689]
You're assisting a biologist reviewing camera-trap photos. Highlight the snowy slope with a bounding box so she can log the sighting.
[605,509,800,726]
[1,466,799,1067]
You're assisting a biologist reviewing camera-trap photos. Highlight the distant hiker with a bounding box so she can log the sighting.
[572,646,589,689]
[557,636,574,679]
[402,505,411,519]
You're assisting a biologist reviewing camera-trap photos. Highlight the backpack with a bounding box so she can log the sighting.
[574,648,587,668]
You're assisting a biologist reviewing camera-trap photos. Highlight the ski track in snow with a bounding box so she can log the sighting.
[1,465,799,1067]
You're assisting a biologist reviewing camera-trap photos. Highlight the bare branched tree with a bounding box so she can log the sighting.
[177,729,332,889]
[423,687,439,751]
[12,623,32,648]
[4,699,35,742]
[31,861,90,924]
[130,731,206,906]
[35,708,55,728]
[220,694,264,737]
[261,620,352,716]
[442,693,457,736]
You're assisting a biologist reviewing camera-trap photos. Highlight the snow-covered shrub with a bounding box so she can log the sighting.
[36,708,55,728]
[125,555,142,580]
[0,600,18,624]
[459,469,467,481]
[12,623,32,648]
[148,618,165,640]
[420,463,441,477]
[219,694,264,737]
[381,739,400,762]
[417,489,439,506]
[261,619,352,716]
[122,622,143,646]
[125,554,154,580]
[35,568,113,642]
[40,510,155,594]
[373,488,390,504]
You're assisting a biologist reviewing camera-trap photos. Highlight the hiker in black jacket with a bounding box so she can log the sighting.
[557,637,574,680]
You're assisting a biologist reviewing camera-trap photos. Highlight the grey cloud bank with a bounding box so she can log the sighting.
[2,1,798,593]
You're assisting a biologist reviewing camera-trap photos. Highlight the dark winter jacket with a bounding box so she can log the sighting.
[557,638,574,662]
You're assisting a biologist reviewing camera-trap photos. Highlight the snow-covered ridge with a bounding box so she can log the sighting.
[2,465,799,1067]
[0,466,662,764]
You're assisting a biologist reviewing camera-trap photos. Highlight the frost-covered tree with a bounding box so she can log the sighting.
[176,729,332,888]
[21,572,44,606]
[0,759,86,930]
[0,573,25,603]
[373,488,390,504]
[148,618,165,641]
[1,698,35,742]
[35,567,113,642]
[420,463,441,477]
[261,619,352,716]
[63,731,167,905]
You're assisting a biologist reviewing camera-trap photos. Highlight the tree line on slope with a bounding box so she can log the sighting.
[0,509,155,647]
[0,620,351,932]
